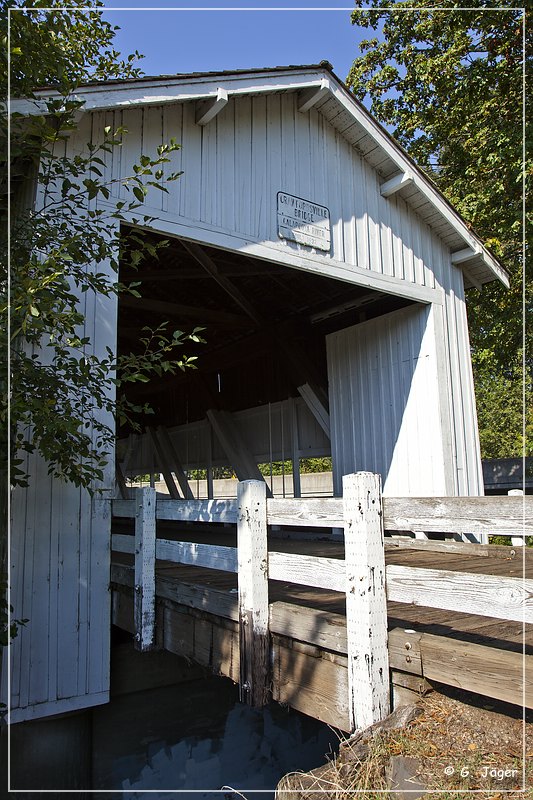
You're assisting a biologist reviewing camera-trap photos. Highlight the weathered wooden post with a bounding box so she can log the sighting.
[237,479,269,706]
[343,472,390,731]
[134,485,156,651]
[509,489,525,547]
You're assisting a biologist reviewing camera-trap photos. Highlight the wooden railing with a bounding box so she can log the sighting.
[111,473,533,733]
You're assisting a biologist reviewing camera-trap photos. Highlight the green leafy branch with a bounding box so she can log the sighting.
[2,98,201,489]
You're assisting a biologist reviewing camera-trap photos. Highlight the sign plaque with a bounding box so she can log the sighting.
[277,192,331,252]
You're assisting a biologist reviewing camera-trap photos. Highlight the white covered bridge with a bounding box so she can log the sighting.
[7,64,525,728]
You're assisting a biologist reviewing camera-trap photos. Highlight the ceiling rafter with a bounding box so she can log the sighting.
[120,295,251,328]
[181,240,264,326]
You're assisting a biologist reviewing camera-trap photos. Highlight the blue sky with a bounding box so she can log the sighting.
[101,3,368,83]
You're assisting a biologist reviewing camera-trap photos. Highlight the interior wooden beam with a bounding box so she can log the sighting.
[121,266,276,282]
[297,383,331,439]
[146,426,181,499]
[310,291,379,324]
[207,409,272,495]
[120,295,251,328]
[155,425,195,500]
[181,241,263,326]
[121,268,208,282]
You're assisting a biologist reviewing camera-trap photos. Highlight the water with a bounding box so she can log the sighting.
[92,675,339,799]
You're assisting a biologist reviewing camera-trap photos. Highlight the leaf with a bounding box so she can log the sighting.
[5,11,199,491]
[132,186,145,202]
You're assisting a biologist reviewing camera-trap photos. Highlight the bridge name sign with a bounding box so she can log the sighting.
[277,192,331,252]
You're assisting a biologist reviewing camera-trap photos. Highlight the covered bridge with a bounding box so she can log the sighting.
[6,64,509,723]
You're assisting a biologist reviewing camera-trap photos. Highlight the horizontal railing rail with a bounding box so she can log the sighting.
[112,497,240,524]
[112,493,532,537]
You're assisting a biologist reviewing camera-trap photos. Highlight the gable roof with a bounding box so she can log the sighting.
[11,63,508,288]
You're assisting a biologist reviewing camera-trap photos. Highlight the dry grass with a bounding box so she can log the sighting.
[276,689,533,800]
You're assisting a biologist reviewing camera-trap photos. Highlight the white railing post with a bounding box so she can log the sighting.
[343,472,390,731]
[237,480,269,706]
[134,486,156,651]
[509,489,525,546]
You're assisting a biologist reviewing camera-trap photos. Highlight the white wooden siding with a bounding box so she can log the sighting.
[7,463,112,722]
[327,305,450,497]
[5,128,117,718]
[441,263,485,495]
[90,95,447,297]
[327,297,483,497]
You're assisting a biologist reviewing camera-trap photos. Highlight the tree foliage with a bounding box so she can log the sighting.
[348,1,531,457]
[1,0,204,488]
[473,349,532,459]
[4,0,144,97]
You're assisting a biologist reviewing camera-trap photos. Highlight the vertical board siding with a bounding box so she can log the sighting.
[251,95,268,240]
[111,96,443,289]
[142,106,166,213]
[9,467,112,718]
[441,262,484,495]
[327,305,448,497]
[234,96,252,236]
[179,103,202,222]
[29,461,51,706]
[118,108,144,203]
[7,189,117,718]
[56,482,82,701]
[5,447,28,707]
[327,290,482,498]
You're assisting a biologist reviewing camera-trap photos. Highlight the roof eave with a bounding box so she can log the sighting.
[9,65,509,288]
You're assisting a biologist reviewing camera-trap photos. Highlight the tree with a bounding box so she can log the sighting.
[348,2,531,457]
[0,1,206,659]
[2,0,203,491]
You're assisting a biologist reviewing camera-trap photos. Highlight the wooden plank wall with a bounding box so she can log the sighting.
[90,94,452,298]
[5,112,115,722]
[7,392,114,723]
[327,300,483,499]
[440,262,485,495]
[327,305,450,497]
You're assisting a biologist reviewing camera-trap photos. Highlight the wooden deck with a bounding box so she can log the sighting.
[111,521,533,732]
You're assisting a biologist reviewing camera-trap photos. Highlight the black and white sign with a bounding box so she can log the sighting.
[277,192,331,252]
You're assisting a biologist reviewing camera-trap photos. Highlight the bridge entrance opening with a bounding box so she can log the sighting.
[116,225,413,496]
